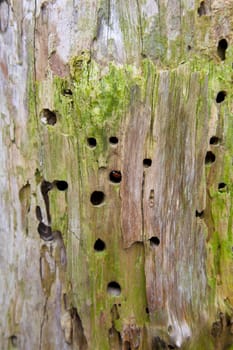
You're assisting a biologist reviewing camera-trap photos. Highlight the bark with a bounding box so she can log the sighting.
[1,0,233,349]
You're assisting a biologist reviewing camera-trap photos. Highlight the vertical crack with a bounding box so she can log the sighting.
[39,297,48,350]
[149,72,157,137]
[136,0,143,55]
[141,171,145,240]
[33,0,44,170]
[107,0,111,41]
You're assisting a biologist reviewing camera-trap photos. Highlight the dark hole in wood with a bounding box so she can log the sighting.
[109,170,122,183]
[196,210,204,218]
[149,236,160,246]
[87,137,97,148]
[152,336,167,349]
[63,293,67,309]
[216,91,227,103]
[146,307,149,314]
[211,320,222,338]
[143,158,152,167]
[218,183,227,192]
[36,205,43,222]
[197,1,207,16]
[56,180,68,191]
[62,88,72,96]
[9,335,17,347]
[187,45,192,51]
[90,191,105,206]
[40,108,57,125]
[107,281,121,296]
[210,136,220,145]
[94,238,106,251]
[124,341,131,350]
[168,325,173,333]
[109,136,118,144]
[217,39,228,60]
[168,345,176,349]
[205,151,215,165]
[70,307,88,349]
[41,180,53,196]
[38,222,53,241]
[108,326,122,348]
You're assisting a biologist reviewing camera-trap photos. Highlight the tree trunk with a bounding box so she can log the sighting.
[1,0,233,349]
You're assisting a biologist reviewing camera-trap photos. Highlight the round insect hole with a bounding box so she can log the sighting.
[56,181,68,191]
[40,109,57,125]
[107,281,121,296]
[210,136,220,145]
[218,183,227,192]
[87,137,97,148]
[143,158,152,168]
[216,91,227,103]
[94,238,106,252]
[90,191,105,206]
[217,38,228,60]
[205,151,215,165]
[109,170,122,183]
[149,236,160,247]
[196,210,204,218]
[109,136,119,145]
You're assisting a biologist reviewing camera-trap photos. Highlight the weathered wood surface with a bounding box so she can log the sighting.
[1,0,233,349]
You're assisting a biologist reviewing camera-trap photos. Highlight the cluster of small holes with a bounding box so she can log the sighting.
[87,136,119,149]
[90,136,122,297]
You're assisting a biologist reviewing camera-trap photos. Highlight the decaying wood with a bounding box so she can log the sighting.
[1,0,233,349]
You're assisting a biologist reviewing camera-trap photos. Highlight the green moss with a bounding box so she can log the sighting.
[26,46,233,348]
